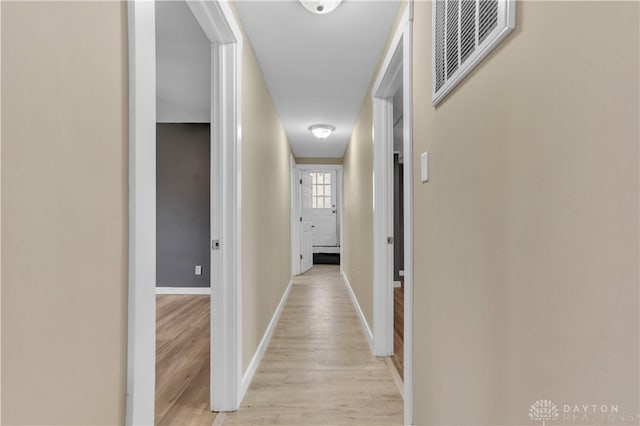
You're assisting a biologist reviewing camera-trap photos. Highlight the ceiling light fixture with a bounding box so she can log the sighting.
[309,124,335,140]
[299,0,343,14]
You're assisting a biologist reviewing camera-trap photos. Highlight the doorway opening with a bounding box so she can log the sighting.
[127,1,243,423]
[155,123,212,423]
[293,164,343,275]
[154,1,213,422]
[391,86,405,380]
[371,5,413,424]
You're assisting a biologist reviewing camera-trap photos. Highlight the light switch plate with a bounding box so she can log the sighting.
[195,265,202,276]
[421,152,429,183]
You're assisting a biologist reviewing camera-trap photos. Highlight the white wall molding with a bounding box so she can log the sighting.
[400,16,415,425]
[384,356,404,400]
[240,280,294,401]
[372,94,395,358]
[187,0,243,47]
[156,287,211,295]
[126,2,157,424]
[192,0,244,411]
[290,155,300,276]
[208,39,243,414]
[341,272,374,351]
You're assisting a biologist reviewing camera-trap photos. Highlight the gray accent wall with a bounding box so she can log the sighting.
[156,123,211,288]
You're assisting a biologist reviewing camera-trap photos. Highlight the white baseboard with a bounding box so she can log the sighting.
[155,287,211,295]
[384,356,404,399]
[312,246,340,254]
[341,271,374,351]
[239,279,294,402]
[212,412,226,426]
[394,280,401,288]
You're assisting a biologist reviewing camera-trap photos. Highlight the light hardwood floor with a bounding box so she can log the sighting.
[155,294,216,426]
[223,265,403,425]
[392,281,404,379]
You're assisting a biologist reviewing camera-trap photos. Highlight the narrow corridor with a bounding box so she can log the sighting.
[222,265,403,425]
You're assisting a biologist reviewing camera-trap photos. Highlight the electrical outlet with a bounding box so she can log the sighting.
[195,265,202,276]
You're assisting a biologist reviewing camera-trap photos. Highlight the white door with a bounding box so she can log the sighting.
[300,171,313,273]
[310,171,338,249]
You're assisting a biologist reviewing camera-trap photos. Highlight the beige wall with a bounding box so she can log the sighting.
[229,3,293,372]
[345,1,639,424]
[1,2,128,425]
[412,2,639,423]
[1,1,291,423]
[342,98,375,329]
[343,2,408,330]
[1,2,292,423]
[296,157,343,165]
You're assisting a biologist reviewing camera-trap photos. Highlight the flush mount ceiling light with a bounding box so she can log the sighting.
[299,0,343,14]
[309,124,336,140]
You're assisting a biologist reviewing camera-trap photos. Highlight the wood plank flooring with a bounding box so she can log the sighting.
[223,265,403,425]
[155,294,216,426]
[392,281,404,379]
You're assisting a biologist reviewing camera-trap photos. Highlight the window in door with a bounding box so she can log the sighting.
[311,172,332,209]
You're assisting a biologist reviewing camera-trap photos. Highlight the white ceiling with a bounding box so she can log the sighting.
[156,1,211,123]
[235,0,400,158]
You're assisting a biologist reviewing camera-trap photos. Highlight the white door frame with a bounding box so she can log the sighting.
[371,5,413,425]
[126,1,243,423]
[290,155,299,276]
[292,164,344,275]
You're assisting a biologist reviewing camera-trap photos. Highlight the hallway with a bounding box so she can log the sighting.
[222,265,403,425]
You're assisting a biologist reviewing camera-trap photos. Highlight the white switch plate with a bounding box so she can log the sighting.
[421,152,429,183]
[195,265,202,276]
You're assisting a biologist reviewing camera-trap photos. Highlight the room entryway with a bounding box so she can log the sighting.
[391,80,405,380]
[154,1,214,422]
[307,170,339,261]
[371,6,413,421]
[294,165,343,274]
[128,0,243,421]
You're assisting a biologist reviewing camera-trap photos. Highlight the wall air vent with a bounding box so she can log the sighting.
[432,0,515,106]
